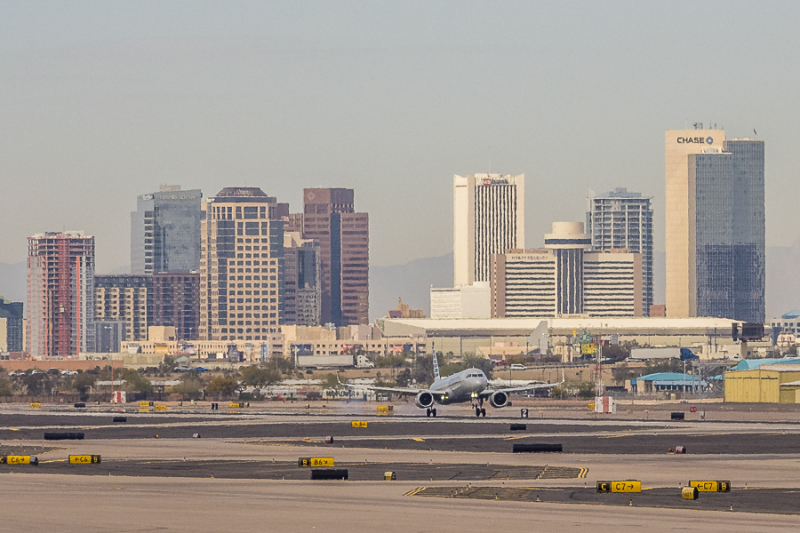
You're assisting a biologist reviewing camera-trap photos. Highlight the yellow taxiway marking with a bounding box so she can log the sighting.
[39,459,64,464]
[504,436,528,441]
[405,487,426,496]
[578,468,588,478]
[411,438,424,442]
[9,428,19,431]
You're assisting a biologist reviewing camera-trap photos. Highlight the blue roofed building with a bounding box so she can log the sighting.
[630,372,708,394]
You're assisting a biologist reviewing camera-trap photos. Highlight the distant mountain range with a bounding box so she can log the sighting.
[369,253,453,321]
[1,244,796,320]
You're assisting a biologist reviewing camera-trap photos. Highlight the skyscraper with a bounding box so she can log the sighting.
[199,187,284,341]
[131,185,202,275]
[665,130,765,322]
[691,140,765,322]
[301,188,369,326]
[665,129,724,317]
[544,222,592,315]
[0,300,24,353]
[27,231,95,357]
[586,187,654,315]
[94,275,152,342]
[453,174,524,286]
[283,232,321,326]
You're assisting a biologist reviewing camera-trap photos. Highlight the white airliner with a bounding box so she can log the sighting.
[344,351,563,417]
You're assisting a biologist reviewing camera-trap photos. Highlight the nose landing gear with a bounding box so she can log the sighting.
[426,407,437,417]
[473,398,487,417]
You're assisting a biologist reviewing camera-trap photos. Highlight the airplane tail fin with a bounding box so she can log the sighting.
[432,344,440,381]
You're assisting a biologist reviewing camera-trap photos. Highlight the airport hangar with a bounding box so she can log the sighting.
[376,317,746,360]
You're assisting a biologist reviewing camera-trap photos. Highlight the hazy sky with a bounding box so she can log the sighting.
[2,1,799,272]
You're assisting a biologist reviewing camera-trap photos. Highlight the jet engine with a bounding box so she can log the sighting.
[489,391,509,408]
[415,391,434,409]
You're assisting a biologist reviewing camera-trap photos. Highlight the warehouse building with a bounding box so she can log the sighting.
[725,365,800,403]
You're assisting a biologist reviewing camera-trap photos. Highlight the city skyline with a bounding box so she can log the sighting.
[3,3,799,274]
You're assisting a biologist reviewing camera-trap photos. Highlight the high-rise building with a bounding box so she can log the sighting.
[199,187,284,341]
[0,300,24,353]
[691,139,765,322]
[131,185,202,275]
[283,232,321,326]
[490,223,643,318]
[665,130,765,322]
[152,272,201,341]
[27,231,95,357]
[453,174,525,286]
[94,275,152,342]
[544,222,592,315]
[301,188,369,326]
[587,188,654,315]
[665,129,724,318]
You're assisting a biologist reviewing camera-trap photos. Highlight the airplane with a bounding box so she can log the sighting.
[343,350,564,417]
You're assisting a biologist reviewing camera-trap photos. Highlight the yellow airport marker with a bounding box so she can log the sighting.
[298,457,334,467]
[30,402,41,409]
[2,455,38,465]
[689,480,731,493]
[597,480,641,493]
[411,438,424,442]
[351,421,368,428]
[69,455,101,464]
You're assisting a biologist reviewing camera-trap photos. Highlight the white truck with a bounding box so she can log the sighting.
[355,354,375,368]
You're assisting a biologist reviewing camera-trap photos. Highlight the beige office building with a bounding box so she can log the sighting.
[453,173,525,286]
[665,129,725,317]
[199,187,284,341]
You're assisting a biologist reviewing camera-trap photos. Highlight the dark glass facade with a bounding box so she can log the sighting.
[152,272,200,340]
[131,186,202,275]
[690,139,765,322]
[0,300,24,352]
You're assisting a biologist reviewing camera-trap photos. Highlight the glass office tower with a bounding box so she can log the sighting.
[690,139,765,323]
[131,185,202,275]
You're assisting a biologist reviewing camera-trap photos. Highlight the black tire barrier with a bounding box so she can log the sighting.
[671,412,685,421]
[113,417,127,423]
[510,424,527,431]
[44,432,85,441]
[311,469,348,480]
[324,436,334,444]
[74,402,86,408]
[512,443,562,453]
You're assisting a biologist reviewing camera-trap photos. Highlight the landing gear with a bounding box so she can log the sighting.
[474,398,487,417]
[426,407,437,417]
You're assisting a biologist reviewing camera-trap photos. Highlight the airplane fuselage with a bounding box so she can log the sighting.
[429,368,488,405]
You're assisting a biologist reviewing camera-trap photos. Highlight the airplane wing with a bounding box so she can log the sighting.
[339,377,435,396]
[344,382,425,395]
[479,369,565,397]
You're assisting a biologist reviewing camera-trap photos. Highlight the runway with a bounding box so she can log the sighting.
[2,405,800,530]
